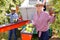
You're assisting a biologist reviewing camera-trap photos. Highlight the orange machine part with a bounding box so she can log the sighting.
[0,20,30,32]
[21,33,32,40]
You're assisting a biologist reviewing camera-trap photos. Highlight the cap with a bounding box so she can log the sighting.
[35,1,44,7]
[11,7,16,10]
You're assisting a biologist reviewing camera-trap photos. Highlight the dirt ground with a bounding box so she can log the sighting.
[49,38,60,40]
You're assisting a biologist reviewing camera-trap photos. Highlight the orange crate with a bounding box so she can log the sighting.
[21,33,32,40]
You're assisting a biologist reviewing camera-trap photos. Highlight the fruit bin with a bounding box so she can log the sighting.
[21,33,32,40]
[21,27,35,40]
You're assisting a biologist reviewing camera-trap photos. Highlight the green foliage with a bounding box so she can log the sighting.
[0,0,23,40]
[50,0,60,12]
[0,0,23,25]
[49,0,60,37]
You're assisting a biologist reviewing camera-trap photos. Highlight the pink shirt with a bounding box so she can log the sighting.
[32,11,55,37]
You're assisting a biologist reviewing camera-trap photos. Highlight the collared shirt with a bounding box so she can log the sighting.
[6,13,18,23]
[32,11,55,37]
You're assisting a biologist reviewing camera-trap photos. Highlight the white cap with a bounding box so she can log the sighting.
[11,7,16,10]
[35,1,44,6]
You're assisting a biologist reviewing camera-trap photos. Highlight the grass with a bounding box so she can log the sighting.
[0,31,60,40]
[0,32,8,40]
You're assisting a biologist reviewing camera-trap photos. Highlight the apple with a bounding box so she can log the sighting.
[18,28,22,30]
[28,28,32,32]
[13,19,17,23]
[29,23,33,27]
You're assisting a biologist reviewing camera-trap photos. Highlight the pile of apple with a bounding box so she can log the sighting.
[25,23,34,33]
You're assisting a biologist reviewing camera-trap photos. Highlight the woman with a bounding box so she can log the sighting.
[32,2,55,40]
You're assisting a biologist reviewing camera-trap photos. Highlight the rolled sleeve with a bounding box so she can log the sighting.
[49,16,55,23]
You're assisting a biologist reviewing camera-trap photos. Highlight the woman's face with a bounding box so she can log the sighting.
[36,5,44,12]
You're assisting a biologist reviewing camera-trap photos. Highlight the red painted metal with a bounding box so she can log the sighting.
[0,20,30,32]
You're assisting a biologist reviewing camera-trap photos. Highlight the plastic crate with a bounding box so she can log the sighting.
[21,33,32,40]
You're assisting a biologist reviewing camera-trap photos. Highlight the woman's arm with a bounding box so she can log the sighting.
[49,14,56,23]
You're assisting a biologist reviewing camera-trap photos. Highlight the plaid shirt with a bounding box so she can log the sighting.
[32,11,55,37]
[6,13,18,23]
